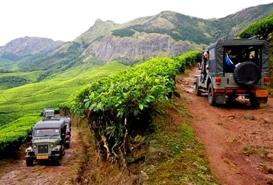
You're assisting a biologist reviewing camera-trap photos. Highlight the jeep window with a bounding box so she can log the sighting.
[224,46,261,73]
[33,128,60,137]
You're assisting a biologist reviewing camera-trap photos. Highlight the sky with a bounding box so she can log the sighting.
[0,0,272,46]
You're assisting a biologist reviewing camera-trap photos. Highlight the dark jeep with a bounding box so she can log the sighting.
[42,108,72,149]
[43,108,55,118]
[52,116,71,149]
[194,37,270,108]
[25,119,66,166]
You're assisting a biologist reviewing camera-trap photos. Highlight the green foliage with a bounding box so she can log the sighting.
[239,14,273,39]
[0,115,40,157]
[130,18,214,44]
[0,57,14,71]
[69,50,201,161]
[112,28,135,37]
[0,76,29,89]
[0,61,127,126]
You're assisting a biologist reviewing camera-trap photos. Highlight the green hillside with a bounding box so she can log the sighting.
[0,71,43,90]
[0,61,128,126]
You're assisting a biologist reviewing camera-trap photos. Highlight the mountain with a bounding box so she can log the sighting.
[0,3,272,73]
[0,36,64,61]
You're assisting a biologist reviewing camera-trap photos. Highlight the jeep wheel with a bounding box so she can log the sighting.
[233,61,261,86]
[26,159,34,167]
[194,82,201,96]
[65,142,70,149]
[55,157,62,166]
[208,83,216,106]
[249,96,260,108]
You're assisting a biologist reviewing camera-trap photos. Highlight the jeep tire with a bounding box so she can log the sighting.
[194,81,201,96]
[65,142,70,149]
[55,157,62,166]
[208,83,216,106]
[26,158,34,167]
[233,61,261,86]
[249,96,260,108]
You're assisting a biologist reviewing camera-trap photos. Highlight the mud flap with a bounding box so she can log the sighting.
[215,94,226,104]
[257,97,268,104]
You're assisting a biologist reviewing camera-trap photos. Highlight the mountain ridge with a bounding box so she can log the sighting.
[0,3,272,73]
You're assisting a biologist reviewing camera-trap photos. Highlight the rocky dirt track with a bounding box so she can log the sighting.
[177,67,273,185]
[0,128,81,185]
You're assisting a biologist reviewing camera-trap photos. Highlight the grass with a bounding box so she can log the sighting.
[143,97,221,185]
[242,144,269,158]
[0,70,43,81]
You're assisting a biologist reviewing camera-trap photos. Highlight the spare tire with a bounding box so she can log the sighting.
[233,61,261,86]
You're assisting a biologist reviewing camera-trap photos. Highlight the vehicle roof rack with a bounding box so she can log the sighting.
[218,35,237,41]
[42,118,60,121]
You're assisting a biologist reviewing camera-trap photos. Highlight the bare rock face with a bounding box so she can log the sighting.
[84,33,197,62]
[0,37,64,61]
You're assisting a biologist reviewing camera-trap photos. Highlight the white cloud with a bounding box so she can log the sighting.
[0,0,272,45]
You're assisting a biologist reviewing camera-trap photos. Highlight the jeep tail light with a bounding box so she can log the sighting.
[264,76,270,84]
[215,77,221,85]
[225,89,233,93]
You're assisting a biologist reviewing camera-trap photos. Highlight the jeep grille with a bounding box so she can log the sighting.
[38,145,48,153]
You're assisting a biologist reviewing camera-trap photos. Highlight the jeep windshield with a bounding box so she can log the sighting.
[33,128,60,137]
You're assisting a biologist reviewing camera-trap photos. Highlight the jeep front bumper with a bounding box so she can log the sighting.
[25,153,61,161]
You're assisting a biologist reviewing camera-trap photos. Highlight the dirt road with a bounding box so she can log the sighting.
[0,127,81,185]
[177,67,273,185]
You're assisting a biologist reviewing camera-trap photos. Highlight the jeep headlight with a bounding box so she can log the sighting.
[32,143,37,148]
[50,143,54,148]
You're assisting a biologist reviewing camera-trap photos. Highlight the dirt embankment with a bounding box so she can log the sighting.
[177,67,273,185]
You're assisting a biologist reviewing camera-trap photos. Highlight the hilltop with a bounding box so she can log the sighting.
[0,2,272,76]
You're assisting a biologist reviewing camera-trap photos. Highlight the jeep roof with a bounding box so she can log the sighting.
[206,37,269,75]
[33,119,65,129]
